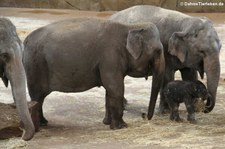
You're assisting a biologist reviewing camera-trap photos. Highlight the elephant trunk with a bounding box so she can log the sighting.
[147,50,165,120]
[203,53,220,113]
[203,93,213,109]
[6,54,35,140]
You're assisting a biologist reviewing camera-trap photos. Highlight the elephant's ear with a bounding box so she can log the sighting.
[126,29,144,60]
[168,32,187,63]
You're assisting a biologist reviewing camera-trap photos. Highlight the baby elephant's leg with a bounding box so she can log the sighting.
[169,102,183,122]
[166,98,174,120]
[170,109,174,120]
[173,104,183,122]
[184,99,197,124]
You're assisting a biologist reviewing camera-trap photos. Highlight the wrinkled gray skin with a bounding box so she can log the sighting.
[163,80,211,124]
[0,18,35,140]
[110,5,221,119]
[23,18,165,129]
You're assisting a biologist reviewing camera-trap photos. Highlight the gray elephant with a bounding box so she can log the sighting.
[163,80,211,123]
[23,18,165,129]
[0,18,35,140]
[110,5,221,119]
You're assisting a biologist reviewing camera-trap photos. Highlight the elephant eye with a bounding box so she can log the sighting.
[0,53,10,62]
[0,35,5,42]
[0,30,8,41]
[199,50,206,57]
[194,33,198,38]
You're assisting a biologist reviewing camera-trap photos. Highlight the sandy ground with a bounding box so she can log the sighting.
[0,7,225,149]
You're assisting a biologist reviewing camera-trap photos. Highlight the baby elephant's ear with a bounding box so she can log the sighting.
[126,29,144,60]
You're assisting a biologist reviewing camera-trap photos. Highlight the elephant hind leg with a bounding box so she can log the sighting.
[31,95,49,130]
[28,86,50,130]
[38,98,48,126]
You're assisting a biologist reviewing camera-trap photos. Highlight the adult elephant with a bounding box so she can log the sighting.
[0,18,35,140]
[110,5,221,119]
[23,18,165,129]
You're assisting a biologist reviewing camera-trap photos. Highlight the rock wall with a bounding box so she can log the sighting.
[0,0,224,12]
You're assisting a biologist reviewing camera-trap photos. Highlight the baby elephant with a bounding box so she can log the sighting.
[163,80,211,123]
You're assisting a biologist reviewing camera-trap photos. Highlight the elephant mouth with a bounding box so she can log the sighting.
[128,69,151,79]
[140,65,152,80]
[0,65,8,87]
[194,93,212,112]
[128,63,152,79]
[194,98,206,112]
[1,72,8,87]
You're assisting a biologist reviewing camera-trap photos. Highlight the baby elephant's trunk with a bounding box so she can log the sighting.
[203,93,213,109]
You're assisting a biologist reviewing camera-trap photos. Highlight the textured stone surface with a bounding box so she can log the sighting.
[0,0,224,12]
[0,101,39,140]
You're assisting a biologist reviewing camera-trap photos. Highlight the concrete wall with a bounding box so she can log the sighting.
[0,0,224,12]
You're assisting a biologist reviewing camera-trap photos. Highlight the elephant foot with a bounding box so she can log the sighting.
[189,119,197,124]
[40,117,48,126]
[110,119,127,129]
[175,117,183,122]
[22,125,35,141]
[170,115,174,121]
[103,117,111,125]
[187,116,197,124]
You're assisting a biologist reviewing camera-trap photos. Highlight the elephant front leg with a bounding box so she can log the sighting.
[169,102,182,122]
[103,95,127,125]
[171,103,183,122]
[101,72,127,129]
[39,106,48,126]
[159,91,170,114]
[167,100,175,120]
[107,94,127,129]
[100,60,128,129]
[30,95,48,130]
[184,99,197,124]
[159,68,175,114]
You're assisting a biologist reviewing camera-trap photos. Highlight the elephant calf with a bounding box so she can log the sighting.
[23,18,165,130]
[163,80,211,123]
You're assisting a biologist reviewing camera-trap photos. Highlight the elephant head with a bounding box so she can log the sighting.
[0,18,35,140]
[168,17,221,113]
[191,80,210,100]
[126,24,165,120]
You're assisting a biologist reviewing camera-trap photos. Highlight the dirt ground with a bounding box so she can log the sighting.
[0,7,225,149]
